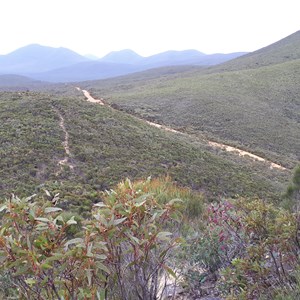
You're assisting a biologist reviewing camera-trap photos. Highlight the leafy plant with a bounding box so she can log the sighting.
[189,198,300,299]
[0,178,184,299]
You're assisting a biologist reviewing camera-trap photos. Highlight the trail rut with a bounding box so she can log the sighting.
[76,87,288,172]
[53,107,74,172]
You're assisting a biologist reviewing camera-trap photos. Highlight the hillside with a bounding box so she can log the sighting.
[212,30,300,72]
[1,31,299,211]
[82,33,300,169]
[0,90,290,215]
[0,74,45,89]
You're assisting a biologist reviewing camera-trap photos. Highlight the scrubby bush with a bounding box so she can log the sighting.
[0,178,185,299]
[187,198,300,299]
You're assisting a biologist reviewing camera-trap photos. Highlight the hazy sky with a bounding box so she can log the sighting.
[1,0,299,58]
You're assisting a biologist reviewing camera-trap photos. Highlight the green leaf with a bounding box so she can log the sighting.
[35,217,50,223]
[127,233,140,244]
[64,238,84,249]
[44,253,64,263]
[66,216,77,225]
[163,265,177,279]
[25,194,37,202]
[54,215,64,223]
[13,265,30,276]
[157,231,172,241]
[113,217,127,226]
[25,278,36,285]
[0,205,7,212]
[133,193,151,207]
[93,202,107,208]
[159,249,169,259]
[93,214,108,226]
[26,235,31,249]
[97,289,107,300]
[45,207,62,213]
[87,242,93,256]
[95,261,110,274]
[41,263,53,270]
[95,254,107,260]
[44,190,51,197]
[86,269,92,286]
[168,198,183,205]
[150,212,158,222]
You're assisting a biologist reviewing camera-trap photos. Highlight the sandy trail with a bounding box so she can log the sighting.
[76,87,287,171]
[53,107,74,171]
[77,87,105,105]
[207,141,286,170]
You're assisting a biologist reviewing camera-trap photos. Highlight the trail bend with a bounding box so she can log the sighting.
[76,87,288,172]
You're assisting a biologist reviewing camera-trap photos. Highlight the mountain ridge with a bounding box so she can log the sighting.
[0,44,89,74]
[0,44,246,82]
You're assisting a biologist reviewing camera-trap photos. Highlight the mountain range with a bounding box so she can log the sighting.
[0,44,246,82]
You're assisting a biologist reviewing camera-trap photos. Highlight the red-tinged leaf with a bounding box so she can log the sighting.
[163,265,177,279]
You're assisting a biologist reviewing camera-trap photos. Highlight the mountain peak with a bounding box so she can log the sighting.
[100,49,143,64]
[0,44,89,73]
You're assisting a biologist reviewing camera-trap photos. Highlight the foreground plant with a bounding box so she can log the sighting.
[91,178,184,299]
[189,198,300,299]
[0,193,108,299]
[0,177,184,299]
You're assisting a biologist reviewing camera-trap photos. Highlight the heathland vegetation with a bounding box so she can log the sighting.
[83,31,300,169]
[0,31,299,299]
[0,89,287,213]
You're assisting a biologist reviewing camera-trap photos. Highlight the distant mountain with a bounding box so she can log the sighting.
[140,50,203,67]
[29,61,142,83]
[100,49,143,64]
[0,44,246,82]
[0,44,89,74]
[215,30,300,71]
[141,50,246,67]
[99,49,245,68]
[31,49,245,82]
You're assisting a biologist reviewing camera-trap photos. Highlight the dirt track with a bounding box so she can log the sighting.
[53,107,74,171]
[76,87,288,172]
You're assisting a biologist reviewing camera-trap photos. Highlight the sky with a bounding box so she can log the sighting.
[1,0,300,58]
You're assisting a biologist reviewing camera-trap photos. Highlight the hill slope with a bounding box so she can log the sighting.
[213,30,300,72]
[0,90,289,214]
[82,32,300,168]
[0,74,44,88]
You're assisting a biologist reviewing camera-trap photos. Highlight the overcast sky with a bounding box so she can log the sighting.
[1,0,299,58]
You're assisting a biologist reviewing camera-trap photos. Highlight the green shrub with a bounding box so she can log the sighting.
[188,198,300,299]
[0,178,184,299]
